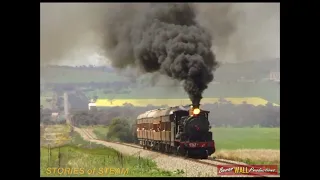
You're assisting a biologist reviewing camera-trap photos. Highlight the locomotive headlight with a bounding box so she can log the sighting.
[193,108,200,115]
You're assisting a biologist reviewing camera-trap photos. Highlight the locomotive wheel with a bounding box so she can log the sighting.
[168,146,173,154]
[165,144,168,153]
[177,145,185,156]
[201,150,209,159]
[175,146,180,156]
[185,150,189,158]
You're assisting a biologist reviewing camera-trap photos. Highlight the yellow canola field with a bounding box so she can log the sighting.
[95,97,279,107]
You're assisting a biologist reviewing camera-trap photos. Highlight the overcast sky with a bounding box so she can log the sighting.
[41,3,279,67]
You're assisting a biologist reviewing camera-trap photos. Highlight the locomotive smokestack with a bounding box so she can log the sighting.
[193,104,200,109]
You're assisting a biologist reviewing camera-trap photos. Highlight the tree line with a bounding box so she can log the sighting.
[41,102,279,143]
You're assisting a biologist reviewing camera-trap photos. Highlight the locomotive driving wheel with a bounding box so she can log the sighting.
[176,146,180,155]
[201,150,209,159]
[185,150,189,158]
[177,146,184,156]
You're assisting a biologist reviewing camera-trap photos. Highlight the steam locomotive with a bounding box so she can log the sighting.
[136,105,215,159]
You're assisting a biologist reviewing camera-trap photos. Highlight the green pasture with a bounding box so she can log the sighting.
[211,127,280,150]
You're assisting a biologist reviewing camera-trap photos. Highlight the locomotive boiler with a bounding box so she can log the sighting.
[136,105,215,159]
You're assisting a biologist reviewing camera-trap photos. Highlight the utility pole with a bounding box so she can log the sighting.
[51,92,58,111]
[64,92,70,124]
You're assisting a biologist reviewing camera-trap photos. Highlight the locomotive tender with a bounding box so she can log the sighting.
[136,105,215,158]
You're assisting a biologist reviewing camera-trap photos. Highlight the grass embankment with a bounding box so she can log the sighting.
[90,126,280,165]
[40,129,178,177]
[211,127,280,167]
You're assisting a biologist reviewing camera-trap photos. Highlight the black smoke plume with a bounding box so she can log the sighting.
[101,3,218,107]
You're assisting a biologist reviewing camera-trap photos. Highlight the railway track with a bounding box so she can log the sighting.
[77,127,277,177]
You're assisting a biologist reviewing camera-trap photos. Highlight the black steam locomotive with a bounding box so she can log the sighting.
[136,105,215,159]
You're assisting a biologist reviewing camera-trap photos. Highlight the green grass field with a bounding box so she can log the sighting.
[210,127,280,166]
[40,131,178,177]
[212,127,280,150]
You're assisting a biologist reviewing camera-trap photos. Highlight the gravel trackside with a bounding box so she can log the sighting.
[73,127,279,177]
[74,127,218,177]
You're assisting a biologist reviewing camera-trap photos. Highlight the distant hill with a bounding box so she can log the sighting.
[40,59,279,84]
[40,65,127,83]
[40,59,279,105]
[86,81,279,104]
[214,59,279,81]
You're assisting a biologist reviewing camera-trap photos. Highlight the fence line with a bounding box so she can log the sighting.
[42,144,151,170]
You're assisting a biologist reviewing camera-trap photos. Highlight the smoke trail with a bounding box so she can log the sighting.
[101,3,218,107]
[40,3,108,65]
[40,3,279,66]
[195,3,280,63]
